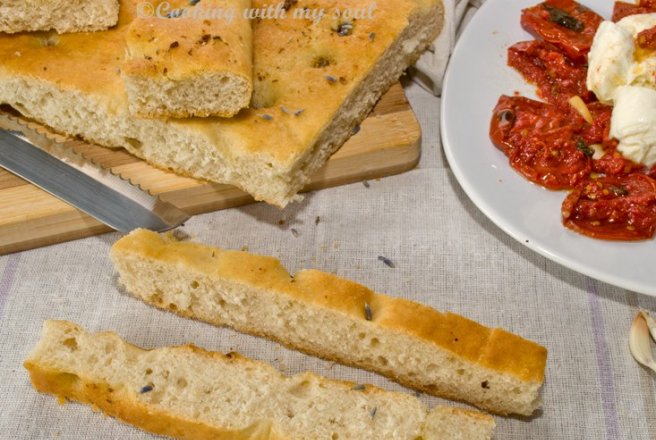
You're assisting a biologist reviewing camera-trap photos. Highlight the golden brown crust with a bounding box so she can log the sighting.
[0,0,443,205]
[25,338,287,439]
[123,0,253,118]
[25,364,251,440]
[25,320,495,439]
[113,230,548,385]
[23,321,283,439]
[123,0,251,81]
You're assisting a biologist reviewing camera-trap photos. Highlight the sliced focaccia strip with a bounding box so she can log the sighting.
[111,229,548,416]
[25,320,496,440]
[123,0,252,118]
[0,0,119,34]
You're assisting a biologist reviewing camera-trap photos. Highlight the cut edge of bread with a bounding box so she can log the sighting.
[123,71,253,118]
[25,320,496,440]
[110,229,547,417]
[0,77,296,206]
[0,0,120,34]
[280,1,444,206]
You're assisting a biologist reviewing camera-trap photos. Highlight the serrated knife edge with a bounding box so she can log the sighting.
[0,113,190,233]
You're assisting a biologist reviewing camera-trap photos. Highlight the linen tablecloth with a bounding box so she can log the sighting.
[2,3,656,440]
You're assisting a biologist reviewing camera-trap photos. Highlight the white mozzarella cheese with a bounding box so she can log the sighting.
[611,85,656,167]
[617,12,656,36]
[587,21,634,104]
[618,14,656,88]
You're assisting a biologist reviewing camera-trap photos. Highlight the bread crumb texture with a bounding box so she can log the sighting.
[0,0,119,33]
[111,229,548,416]
[25,320,495,439]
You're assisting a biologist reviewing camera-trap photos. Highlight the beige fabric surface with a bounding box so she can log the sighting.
[413,0,482,94]
[2,2,656,438]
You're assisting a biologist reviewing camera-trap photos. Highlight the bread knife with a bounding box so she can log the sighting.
[0,119,190,233]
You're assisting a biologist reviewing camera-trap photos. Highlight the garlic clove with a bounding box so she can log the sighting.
[589,144,605,160]
[639,310,656,341]
[568,95,593,124]
[629,312,656,373]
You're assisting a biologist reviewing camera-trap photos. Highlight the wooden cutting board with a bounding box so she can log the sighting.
[0,83,420,255]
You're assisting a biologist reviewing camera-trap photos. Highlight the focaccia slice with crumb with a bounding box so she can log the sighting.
[110,229,548,416]
[123,0,253,118]
[25,320,496,440]
[0,0,443,207]
[0,0,119,34]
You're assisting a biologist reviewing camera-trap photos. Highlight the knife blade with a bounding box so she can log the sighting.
[0,121,190,233]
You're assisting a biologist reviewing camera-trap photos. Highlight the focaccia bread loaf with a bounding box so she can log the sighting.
[0,0,443,207]
[25,320,496,440]
[123,0,253,118]
[111,229,548,416]
[0,0,119,34]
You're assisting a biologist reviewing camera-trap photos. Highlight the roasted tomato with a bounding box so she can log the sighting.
[578,103,645,176]
[579,102,613,145]
[521,0,603,62]
[592,147,645,176]
[637,25,656,49]
[562,174,656,240]
[508,40,594,106]
[613,1,656,21]
[490,95,591,190]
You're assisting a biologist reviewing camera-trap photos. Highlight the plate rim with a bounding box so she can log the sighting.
[440,0,655,296]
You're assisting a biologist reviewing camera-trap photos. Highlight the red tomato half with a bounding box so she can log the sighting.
[508,40,594,106]
[637,25,656,49]
[613,1,656,21]
[592,147,645,176]
[579,102,613,145]
[521,0,603,62]
[490,95,591,190]
[562,174,656,240]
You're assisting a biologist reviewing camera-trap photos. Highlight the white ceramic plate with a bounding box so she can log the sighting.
[441,0,656,295]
